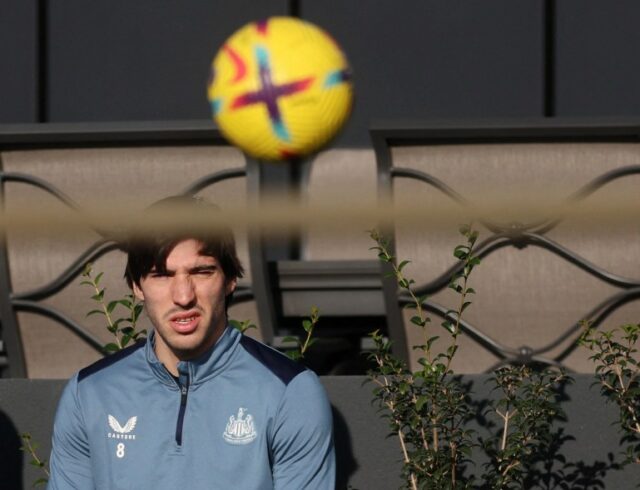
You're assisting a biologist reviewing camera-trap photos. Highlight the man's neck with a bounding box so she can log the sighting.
[153,326,226,377]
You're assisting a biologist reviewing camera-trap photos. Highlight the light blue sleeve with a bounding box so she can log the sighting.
[47,375,94,490]
[271,370,336,489]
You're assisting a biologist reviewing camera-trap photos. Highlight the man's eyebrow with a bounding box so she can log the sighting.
[190,264,218,272]
[149,267,173,275]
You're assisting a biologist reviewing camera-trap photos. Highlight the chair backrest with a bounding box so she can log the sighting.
[372,120,640,373]
[0,123,263,378]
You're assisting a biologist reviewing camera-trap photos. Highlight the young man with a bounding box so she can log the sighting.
[47,196,336,489]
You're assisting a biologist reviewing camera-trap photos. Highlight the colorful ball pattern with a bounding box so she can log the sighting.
[207,17,353,161]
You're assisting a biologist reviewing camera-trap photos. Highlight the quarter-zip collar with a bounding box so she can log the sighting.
[145,326,241,389]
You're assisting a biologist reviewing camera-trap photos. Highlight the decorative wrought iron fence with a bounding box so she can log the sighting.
[371,120,640,372]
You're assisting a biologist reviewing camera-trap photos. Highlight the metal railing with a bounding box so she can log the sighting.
[371,119,640,371]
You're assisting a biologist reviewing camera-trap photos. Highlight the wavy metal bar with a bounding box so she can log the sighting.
[412,229,638,300]
[393,164,640,236]
[391,167,468,204]
[12,240,121,301]
[412,234,514,296]
[404,234,640,370]
[181,168,246,196]
[567,164,640,201]
[551,287,640,363]
[523,232,640,287]
[1,172,79,210]
[0,171,112,238]
[390,167,551,233]
[535,164,640,234]
[398,292,517,360]
[12,300,105,353]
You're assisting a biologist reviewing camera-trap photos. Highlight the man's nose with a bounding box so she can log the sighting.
[172,274,196,307]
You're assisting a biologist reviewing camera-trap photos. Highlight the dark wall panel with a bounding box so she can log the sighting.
[301,0,545,145]
[48,1,288,122]
[0,0,38,123]
[556,1,640,116]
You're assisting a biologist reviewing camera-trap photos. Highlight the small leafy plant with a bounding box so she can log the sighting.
[368,225,480,489]
[482,365,570,489]
[368,226,576,489]
[580,322,640,468]
[20,433,49,487]
[229,318,258,334]
[81,263,146,352]
[282,306,320,361]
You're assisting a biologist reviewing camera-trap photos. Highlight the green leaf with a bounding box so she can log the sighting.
[397,260,411,272]
[410,316,425,327]
[426,336,440,350]
[453,247,468,260]
[447,345,459,358]
[86,309,105,318]
[133,304,144,321]
[286,351,302,361]
[117,299,132,308]
[103,343,120,353]
[418,358,431,369]
[415,395,428,411]
[90,290,105,302]
[302,319,312,332]
[94,272,104,285]
[281,336,299,345]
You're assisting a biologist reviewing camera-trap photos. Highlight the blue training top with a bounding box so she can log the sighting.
[47,327,336,489]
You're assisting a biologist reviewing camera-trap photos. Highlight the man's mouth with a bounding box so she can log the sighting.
[169,312,201,334]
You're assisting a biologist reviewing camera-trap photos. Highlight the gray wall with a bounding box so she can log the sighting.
[0,0,38,123]
[4,2,640,142]
[1,376,639,489]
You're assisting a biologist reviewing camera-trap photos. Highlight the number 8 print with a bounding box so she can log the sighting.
[116,443,125,458]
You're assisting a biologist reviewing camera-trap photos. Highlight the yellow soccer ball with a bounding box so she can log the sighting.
[207,17,353,161]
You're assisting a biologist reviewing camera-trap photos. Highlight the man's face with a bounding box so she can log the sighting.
[132,239,236,367]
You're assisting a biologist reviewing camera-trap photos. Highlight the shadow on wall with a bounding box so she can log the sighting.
[0,410,23,489]
[463,377,623,488]
[332,406,357,489]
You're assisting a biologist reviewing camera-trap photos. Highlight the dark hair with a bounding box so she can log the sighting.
[124,196,244,307]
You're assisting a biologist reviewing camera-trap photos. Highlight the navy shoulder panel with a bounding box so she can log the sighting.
[240,336,306,386]
[78,340,146,382]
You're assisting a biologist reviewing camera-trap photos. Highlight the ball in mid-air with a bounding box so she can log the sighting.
[207,17,353,161]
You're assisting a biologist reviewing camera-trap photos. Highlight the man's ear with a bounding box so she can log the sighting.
[226,277,237,296]
[132,282,145,302]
